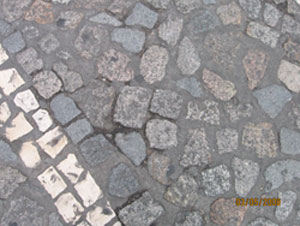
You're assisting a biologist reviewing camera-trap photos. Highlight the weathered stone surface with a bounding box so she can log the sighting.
[216,128,238,154]
[246,22,280,48]
[39,33,60,54]
[280,127,300,155]
[150,89,183,119]
[176,77,203,98]
[14,89,39,113]
[281,15,300,35]
[115,132,146,166]
[283,38,300,64]
[186,100,220,125]
[148,152,172,185]
[158,15,183,46]
[140,45,169,84]
[0,140,17,164]
[275,190,297,222]
[114,86,152,129]
[0,20,11,36]
[238,0,261,19]
[210,198,248,226]
[17,48,43,75]
[278,60,300,93]
[174,0,201,14]
[108,0,134,15]
[22,25,39,40]
[2,0,32,22]
[57,11,83,30]
[232,157,259,197]
[19,141,41,168]
[188,10,220,34]
[24,0,54,24]
[253,85,292,118]
[73,0,107,9]
[201,164,231,196]
[287,0,300,15]
[108,163,140,198]
[89,12,122,26]
[86,204,115,226]
[111,28,145,53]
[146,119,178,150]
[248,217,278,226]
[180,128,212,168]
[164,174,199,207]
[2,31,25,54]
[174,211,203,226]
[80,135,116,166]
[243,49,269,90]
[49,213,63,226]
[119,192,164,226]
[224,100,253,122]
[177,37,200,75]
[0,44,8,66]
[146,0,170,9]
[217,2,242,25]
[33,71,62,99]
[264,160,300,192]
[263,3,282,27]
[242,122,278,158]
[65,119,94,144]
[0,102,11,127]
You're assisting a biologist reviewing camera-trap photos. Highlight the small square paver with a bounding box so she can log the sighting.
[57,154,84,184]
[16,48,44,75]
[86,204,116,226]
[32,109,53,132]
[14,89,39,113]
[65,119,93,144]
[2,31,26,53]
[19,141,41,168]
[0,68,25,96]
[0,102,11,127]
[33,71,62,99]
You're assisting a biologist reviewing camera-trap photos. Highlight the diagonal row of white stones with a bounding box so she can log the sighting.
[0,47,120,225]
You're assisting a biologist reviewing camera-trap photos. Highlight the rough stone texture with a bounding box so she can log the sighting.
[111,28,145,53]
[2,0,33,22]
[115,132,146,166]
[242,122,278,158]
[73,0,107,9]
[119,192,164,226]
[188,10,220,34]
[275,190,297,222]
[176,77,203,98]
[216,128,238,154]
[49,213,64,226]
[248,217,278,226]
[180,128,212,168]
[146,119,178,150]
[243,49,269,90]
[16,48,43,75]
[2,31,25,54]
[158,15,183,46]
[174,211,203,226]
[238,0,261,19]
[281,15,300,36]
[174,0,201,14]
[33,71,62,99]
[224,100,253,122]
[24,0,54,24]
[283,38,300,64]
[164,174,199,207]
[56,11,83,30]
[108,163,140,198]
[278,60,300,93]
[65,119,93,144]
[150,89,183,119]
[253,85,292,119]
[280,127,300,155]
[177,37,201,75]
[80,134,116,166]
[263,3,282,27]
[0,139,18,164]
[264,160,300,192]
[39,33,60,54]
[232,157,260,197]
[201,164,231,197]
[146,0,170,9]
[210,198,248,226]
[0,20,11,36]
[217,2,242,25]
[114,86,152,129]
[148,152,172,185]
[89,12,122,26]
[22,25,40,40]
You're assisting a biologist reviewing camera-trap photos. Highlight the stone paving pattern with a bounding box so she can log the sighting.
[1,0,300,226]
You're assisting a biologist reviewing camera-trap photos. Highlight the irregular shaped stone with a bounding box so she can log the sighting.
[174,0,201,14]
[177,37,200,75]
[65,118,94,144]
[57,154,84,184]
[217,2,242,25]
[146,0,170,9]
[278,60,300,93]
[33,71,62,99]
[280,127,300,155]
[0,44,8,66]
[125,3,158,29]
[114,86,152,129]
[14,89,39,113]
[248,217,278,226]
[264,160,300,192]
[16,48,43,75]
[186,100,220,125]
[0,139,17,164]
[0,102,11,127]
[115,132,146,166]
[180,128,212,168]
[158,15,183,46]
[164,174,199,207]
[282,15,300,35]
[119,192,164,226]
[176,77,203,98]
[56,11,84,30]
[80,134,116,166]
[243,49,269,90]
[140,45,169,84]
[111,28,145,53]
[22,25,40,40]
[24,0,54,24]
[146,119,178,150]
[238,0,261,19]
[232,157,259,197]
[283,38,300,64]
[201,164,231,196]
[263,3,282,27]
[246,22,280,48]
[203,69,237,101]
[216,128,238,154]
[148,152,172,185]
[287,0,300,15]
[210,198,248,226]
[174,211,203,226]
[39,33,60,54]
[275,190,297,221]
[49,213,64,226]
[108,0,135,16]
[188,10,220,34]
[86,204,116,225]
[0,20,11,36]
[242,122,278,158]
[97,49,134,82]
[224,100,253,122]
[108,163,140,198]
[89,12,122,26]
[2,31,25,54]
[2,0,32,22]
[150,89,183,119]
[19,141,41,168]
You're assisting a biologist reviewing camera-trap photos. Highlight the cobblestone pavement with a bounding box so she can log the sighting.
[1,0,300,225]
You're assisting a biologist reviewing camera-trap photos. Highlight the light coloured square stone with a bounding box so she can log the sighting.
[86,203,116,226]
[278,60,300,93]
[14,89,39,113]
[19,141,41,168]
[37,126,68,159]
[75,172,103,207]
[55,192,84,224]
[32,109,53,132]
[38,166,67,199]
[57,154,84,184]
[77,221,90,226]
[0,101,11,127]
[0,68,25,96]
[5,112,33,141]
[0,44,9,66]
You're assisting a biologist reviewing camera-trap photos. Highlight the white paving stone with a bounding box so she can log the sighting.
[38,166,67,199]
[77,221,90,226]
[0,44,9,66]
[0,101,11,127]
[32,109,53,132]
[14,89,39,113]
[75,172,103,207]
[55,192,84,224]
[113,222,122,226]
[86,203,116,226]
[19,141,41,168]
[37,126,68,159]
[5,112,33,141]
[57,154,84,184]
[0,68,25,96]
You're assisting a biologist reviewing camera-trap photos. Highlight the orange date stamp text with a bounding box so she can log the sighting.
[236,198,281,207]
